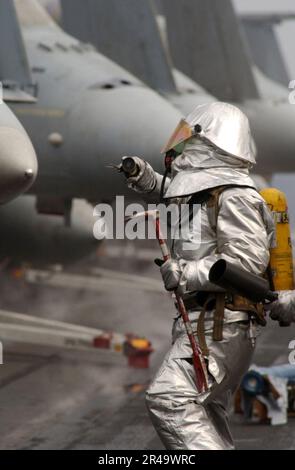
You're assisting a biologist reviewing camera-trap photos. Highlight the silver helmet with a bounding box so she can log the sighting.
[162,102,256,165]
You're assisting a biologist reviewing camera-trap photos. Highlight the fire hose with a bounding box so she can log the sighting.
[121,158,208,392]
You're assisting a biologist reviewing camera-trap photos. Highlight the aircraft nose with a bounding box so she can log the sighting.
[0,126,38,204]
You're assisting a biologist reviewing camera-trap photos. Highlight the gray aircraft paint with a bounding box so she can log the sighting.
[159,0,259,102]
[0,0,90,266]
[59,0,216,116]
[9,0,183,202]
[46,0,295,174]
[0,195,98,264]
[158,0,295,174]
[61,0,177,94]
[0,102,37,203]
[241,15,291,86]
[0,0,182,264]
[0,0,36,102]
[233,0,295,78]
[0,1,38,204]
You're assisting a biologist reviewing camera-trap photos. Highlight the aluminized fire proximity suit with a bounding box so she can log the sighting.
[124,102,274,450]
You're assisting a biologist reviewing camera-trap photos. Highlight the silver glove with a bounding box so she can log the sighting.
[160,259,182,292]
[266,290,295,323]
[122,156,157,194]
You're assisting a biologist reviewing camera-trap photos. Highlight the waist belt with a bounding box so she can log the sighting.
[176,291,266,357]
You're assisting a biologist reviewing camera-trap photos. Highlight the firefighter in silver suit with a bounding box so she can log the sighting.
[122,102,274,450]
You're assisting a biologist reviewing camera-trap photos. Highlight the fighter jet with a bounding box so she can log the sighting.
[158,0,295,175]
[0,0,165,357]
[0,0,94,265]
[56,0,295,177]
[0,0,185,265]
[0,0,38,204]
[9,0,183,208]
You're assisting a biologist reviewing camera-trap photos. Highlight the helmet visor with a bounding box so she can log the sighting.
[161,119,193,154]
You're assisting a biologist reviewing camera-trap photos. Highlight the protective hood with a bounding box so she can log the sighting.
[164,138,256,199]
[162,102,256,165]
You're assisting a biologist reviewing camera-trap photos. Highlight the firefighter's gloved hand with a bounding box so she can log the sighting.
[266,290,295,323]
[159,259,182,292]
[122,156,157,194]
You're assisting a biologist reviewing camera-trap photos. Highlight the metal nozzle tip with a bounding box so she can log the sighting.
[24,169,34,179]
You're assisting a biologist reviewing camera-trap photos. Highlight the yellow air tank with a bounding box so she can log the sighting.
[260,188,294,291]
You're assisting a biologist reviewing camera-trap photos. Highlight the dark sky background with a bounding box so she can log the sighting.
[234,0,295,225]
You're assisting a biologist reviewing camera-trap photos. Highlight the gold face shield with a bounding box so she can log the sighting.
[161,119,194,154]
